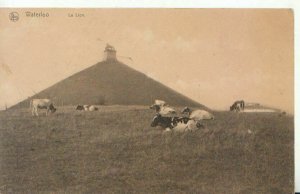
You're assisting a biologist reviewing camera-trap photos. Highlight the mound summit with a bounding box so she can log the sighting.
[12,45,206,109]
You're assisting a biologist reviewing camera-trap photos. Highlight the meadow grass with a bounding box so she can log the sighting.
[0,106,293,193]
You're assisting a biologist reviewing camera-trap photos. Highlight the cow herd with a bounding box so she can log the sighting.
[27,98,286,134]
[29,98,215,132]
[149,100,214,132]
[30,99,99,116]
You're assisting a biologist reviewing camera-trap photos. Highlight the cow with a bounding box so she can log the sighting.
[76,105,84,110]
[149,104,176,115]
[76,104,98,111]
[83,105,90,111]
[154,99,167,106]
[230,100,245,112]
[30,99,56,116]
[88,105,98,111]
[182,107,214,120]
[151,114,178,131]
[151,114,173,131]
[181,107,214,129]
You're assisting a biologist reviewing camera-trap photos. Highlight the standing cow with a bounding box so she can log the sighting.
[30,99,56,116]
[230,100,245,112]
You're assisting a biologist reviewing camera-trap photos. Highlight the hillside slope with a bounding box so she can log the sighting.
[12,60,206,109]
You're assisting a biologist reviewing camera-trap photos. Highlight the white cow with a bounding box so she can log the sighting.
[172,119,208,132]
[88,105,98,111]
[150,100,176,115]
[150,104,176,115]
[83,105,90,111]
[30,99,56,116]
[181,107,214,128]
[182,107,214,121]
[154,99,167,106]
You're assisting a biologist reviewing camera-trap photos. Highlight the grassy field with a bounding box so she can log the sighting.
[0,106,294,193]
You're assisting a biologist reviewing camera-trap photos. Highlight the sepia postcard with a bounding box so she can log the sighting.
[0,8,294,193]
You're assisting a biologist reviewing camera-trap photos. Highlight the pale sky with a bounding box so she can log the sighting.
[0,9,294,112]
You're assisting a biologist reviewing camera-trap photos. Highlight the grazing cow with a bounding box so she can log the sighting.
[230,100,245,112]
[149,104,176,115]
[30,99,56,116]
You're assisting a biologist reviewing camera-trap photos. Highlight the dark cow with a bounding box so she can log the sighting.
[76,105,84,110]
[230,100,245,112]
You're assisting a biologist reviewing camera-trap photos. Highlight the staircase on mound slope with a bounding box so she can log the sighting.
[11,45,207,109]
